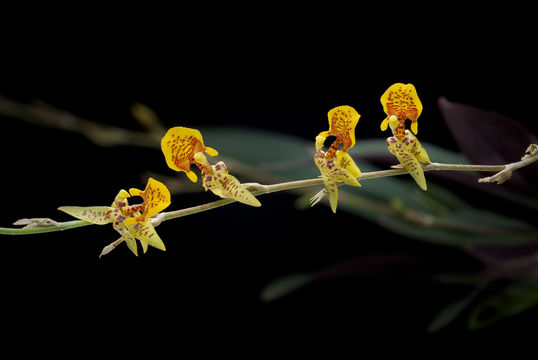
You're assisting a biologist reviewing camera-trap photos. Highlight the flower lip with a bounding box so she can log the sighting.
[380,83,422,135]
[124,177,171,225]
[161,126,218,182]
[319,105,360,153]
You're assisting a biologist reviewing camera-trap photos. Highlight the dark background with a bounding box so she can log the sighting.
[1,14,537,350]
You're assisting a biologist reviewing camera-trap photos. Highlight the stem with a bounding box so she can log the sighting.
[1,152,537,236]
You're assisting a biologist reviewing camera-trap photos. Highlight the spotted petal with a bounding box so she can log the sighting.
[386,132,429,190]
[319,105,360,153]
[125,177,171,226]
[314,151,361,213]
[202,162,261,207]
[161,126,218,182]
[112,215,138,256]
[128,222,166,253]
[380,83,422,134]
[58,206,116,224]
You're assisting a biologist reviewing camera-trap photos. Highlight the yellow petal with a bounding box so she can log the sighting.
[124,234,138,256]
[129,188,143,197]
[411,121,418,135]
[129,222,166,252]
[406,131,430,163]
[337,151,362,178]
[326,106,360,152]
[186,170,198,183]
[112,217,138,256]
[124,217,137,226]
[205,147,219,156]
[161,126,218,180]
[111,190,131,208]
[314,150,361,213]
[321,173,339,213]
[58,206,116,224]
[380,117,389,131]
[380,83,422,131]
[202,162,261,207]
[387,137,427,190]
[127,178,172,224]
[315,132,329,151]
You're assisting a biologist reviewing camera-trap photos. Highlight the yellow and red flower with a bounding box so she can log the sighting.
[314,106,362,213]
[161,126,260,206]
[58,177,171,256]
[380,84,430,190]
[380,83,423,139]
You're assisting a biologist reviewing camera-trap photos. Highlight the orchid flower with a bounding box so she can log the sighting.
[161,126,260,206]
[314,106,362,213]
[380,84,430,190]
[58,177,171,256]
[380,83,422,139]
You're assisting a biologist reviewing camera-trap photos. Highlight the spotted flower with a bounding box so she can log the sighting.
[161,126,260,206]
[380,85,430,190]
[380,83,423,139]
[161,126,218,182]
[58,177,171,256]
[314,106,362,213]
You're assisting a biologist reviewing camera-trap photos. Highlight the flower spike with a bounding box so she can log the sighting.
[380,83,422,139]
[161,126,218,182]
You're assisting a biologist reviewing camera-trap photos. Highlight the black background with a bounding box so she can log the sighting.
[1,12,537,351]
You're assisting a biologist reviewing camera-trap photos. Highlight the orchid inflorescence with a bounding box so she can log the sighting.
[46,83,432,256]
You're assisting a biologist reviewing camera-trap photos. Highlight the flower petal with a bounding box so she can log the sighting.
[320,172,339,213]
[202,161,261,207]
[127,177,171,224]
[380,117,389,131]
[58,206,116,224]
[161,126,218,182]
[128,222,166,253]
[324,106,360,152]
[314,150,361,212]
[112,190,131,208]
[380,83,422,133]
[337,151,362,178]
[112,215,138,256]
[386,135,427,190]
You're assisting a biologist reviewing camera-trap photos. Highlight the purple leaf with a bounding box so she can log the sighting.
[438,97,538,196]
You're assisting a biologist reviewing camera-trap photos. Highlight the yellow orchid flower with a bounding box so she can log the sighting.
[161,126,218,182]
[380,83,422,139]
[162,126,261,206]
[58,177,171,256]
[385,115,430,190]
[194,153,261,207]
[314,106,362,213]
